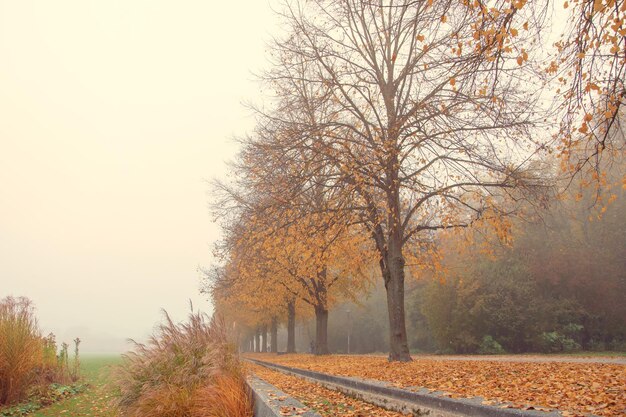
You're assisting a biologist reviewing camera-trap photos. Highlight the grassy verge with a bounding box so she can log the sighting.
[24,355,120,417]
[549,351,626,357]
[406,350,626,357]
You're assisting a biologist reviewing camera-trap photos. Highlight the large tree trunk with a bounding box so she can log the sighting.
[384,232,412,362]
[314,305,330,355]
[261,325,268,353]
[270,317,278,353]
[287,300,296,353]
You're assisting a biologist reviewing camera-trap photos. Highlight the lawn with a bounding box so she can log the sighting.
[32,355,121,417]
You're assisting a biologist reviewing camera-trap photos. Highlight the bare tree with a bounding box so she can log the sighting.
[262,0,547,361]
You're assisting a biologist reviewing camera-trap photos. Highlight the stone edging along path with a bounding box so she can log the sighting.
[246,358,579,417]
[247,375,322,417]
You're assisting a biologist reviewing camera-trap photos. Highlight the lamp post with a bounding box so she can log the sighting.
[346,309,351,354]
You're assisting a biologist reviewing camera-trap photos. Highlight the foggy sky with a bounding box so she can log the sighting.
[0,0,279,353]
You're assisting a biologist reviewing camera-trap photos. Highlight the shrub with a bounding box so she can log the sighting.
[587,339,606,351]
[478,335,505,354]
[561,337,581,352]
[538,331,560,353]
[537,331,581,353]
[607,339,626,351]
[0,296,80,407]
[111,310,252,417]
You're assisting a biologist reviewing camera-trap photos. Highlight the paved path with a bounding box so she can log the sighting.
[365,354,626,365]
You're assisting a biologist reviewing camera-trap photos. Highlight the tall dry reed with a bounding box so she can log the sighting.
[112,309,252,417]
[0,297,42,405]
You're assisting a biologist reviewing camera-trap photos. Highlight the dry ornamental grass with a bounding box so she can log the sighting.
[111,310,252,417]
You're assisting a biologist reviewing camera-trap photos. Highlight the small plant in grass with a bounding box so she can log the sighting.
[70,338,81,382]
[57,342,69,379]
[111,309,252,417]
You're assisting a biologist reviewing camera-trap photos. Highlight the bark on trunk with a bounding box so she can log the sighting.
[270,316,278,353]
[255,329,261,353]
[384,233,412,361]
[261,325,268,353]
[287,300,296,353]
[314,305,330,355]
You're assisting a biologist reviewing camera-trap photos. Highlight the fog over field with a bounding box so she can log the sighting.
[0,0,281,353]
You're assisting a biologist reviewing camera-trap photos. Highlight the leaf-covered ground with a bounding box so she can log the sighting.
[249,363,408,416]
[32,355,120,417]
[248,354,626,417]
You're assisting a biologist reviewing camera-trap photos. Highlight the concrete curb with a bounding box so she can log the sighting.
[247,358,568,417]
[247,375,322,417]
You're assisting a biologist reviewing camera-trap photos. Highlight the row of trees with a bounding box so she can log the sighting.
[205,0,624,361]
[235,161,626,355]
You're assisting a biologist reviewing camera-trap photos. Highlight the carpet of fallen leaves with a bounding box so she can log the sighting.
[249,363,409,417]
[249,354,626,417]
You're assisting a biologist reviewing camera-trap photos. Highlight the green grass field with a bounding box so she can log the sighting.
[32,355,121,417]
